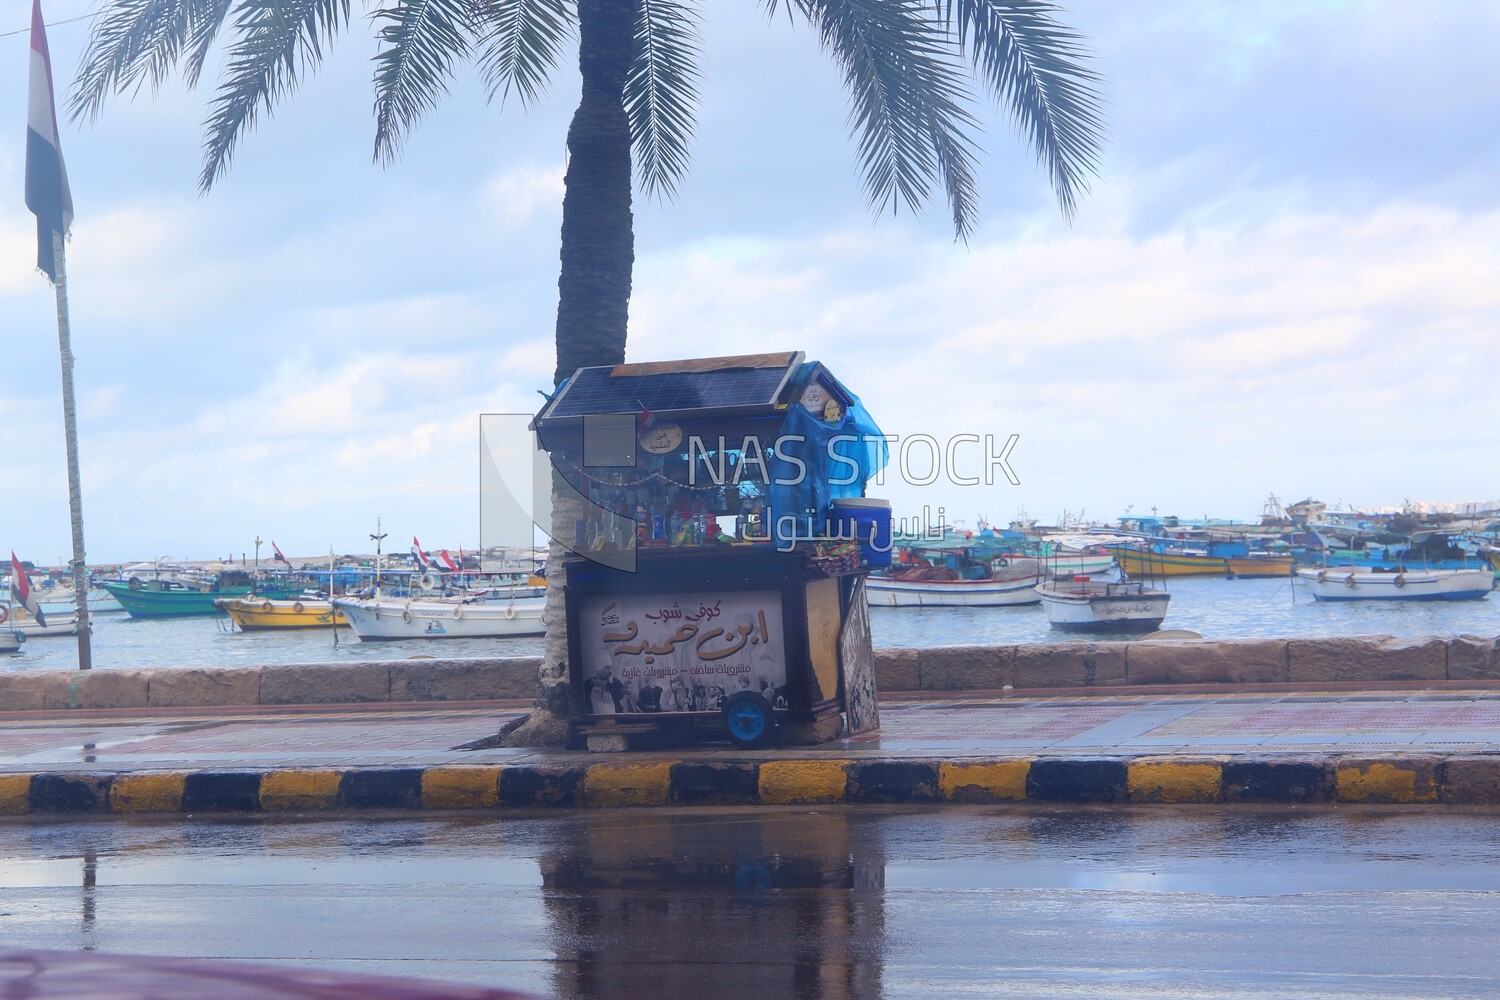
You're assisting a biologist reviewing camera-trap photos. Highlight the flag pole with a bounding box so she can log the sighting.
[51,229,92,670]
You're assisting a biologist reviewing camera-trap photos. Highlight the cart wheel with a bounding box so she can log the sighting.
[722,691,775,748]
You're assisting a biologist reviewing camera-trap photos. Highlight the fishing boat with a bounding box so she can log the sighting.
[1034,553,1118,578]
[0,628,22,654]
[37,588,124,615]
[3,559,77,639]
[1307,530,1482,572]
[100,571,293,618]
[1294,566,1493,601]
[866,571,1040,607]
[1027,535,1122,579]
[332,592,545,640]
[1036,577,1171,632]
[868,541,1041,606]
[1109,544,1294,578]
[214,596,348,630]
[1223,554,1298,578]
[6,608,80,638]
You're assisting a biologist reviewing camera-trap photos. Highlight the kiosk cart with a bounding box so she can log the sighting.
[533,352,891,750]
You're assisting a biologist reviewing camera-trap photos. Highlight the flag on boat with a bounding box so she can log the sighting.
[411,538,431,571]
[271,541,290,565]
[9,552,47,628]
[438,549,460,572]
[24,0,73,284]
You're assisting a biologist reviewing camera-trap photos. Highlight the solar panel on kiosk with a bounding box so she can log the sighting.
[546,365,790,418]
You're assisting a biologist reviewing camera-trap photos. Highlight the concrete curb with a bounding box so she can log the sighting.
[3,634,1497,713]
[3,753,1499,815]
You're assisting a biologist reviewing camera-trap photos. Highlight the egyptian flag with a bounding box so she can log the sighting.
[25,0,73,284]
[411,537,431,571]
[271,541,290,565]
[637,401,656,435]
[438,549,460,572]
[10,552,47,627]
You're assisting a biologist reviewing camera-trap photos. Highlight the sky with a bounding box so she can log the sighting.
[2,0,1499,563]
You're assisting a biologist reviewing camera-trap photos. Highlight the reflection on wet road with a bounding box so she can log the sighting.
[2,807,1500,998]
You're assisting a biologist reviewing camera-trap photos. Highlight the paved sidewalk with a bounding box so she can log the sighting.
[3,687,1500,812]
[3,687,1500,773]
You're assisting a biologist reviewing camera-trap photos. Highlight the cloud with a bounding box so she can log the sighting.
[5,0,1500,557]
[482,163,566,231]
[630,198,1500,522]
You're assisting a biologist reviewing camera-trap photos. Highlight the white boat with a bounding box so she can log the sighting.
[1039,534,1128,579]
[37,588,125,615]
[0,629,22,653]
[1037,554,1118,580]
[866,572,1040,607]
[1295,566,1493,601]
[1,600,80,638]
[10,612,81,638]
[333,592,545,640]
[1037,578,1171,632]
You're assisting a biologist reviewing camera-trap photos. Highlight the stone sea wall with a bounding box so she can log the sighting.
[1,635,1497,711]
[891,634,1499,690]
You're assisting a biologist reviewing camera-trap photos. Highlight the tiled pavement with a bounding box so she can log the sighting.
[3,687,1500,774]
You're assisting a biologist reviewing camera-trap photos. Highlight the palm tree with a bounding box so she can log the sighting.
[71,0,1103,744]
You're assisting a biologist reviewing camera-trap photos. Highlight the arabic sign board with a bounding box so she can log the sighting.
[579,590,788,716]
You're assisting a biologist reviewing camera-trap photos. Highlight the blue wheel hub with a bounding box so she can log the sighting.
[727,700,767,741]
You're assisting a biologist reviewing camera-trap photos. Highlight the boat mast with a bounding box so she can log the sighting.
[370,518,386,597]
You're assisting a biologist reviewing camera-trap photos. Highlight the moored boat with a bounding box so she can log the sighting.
[0,628,22,654]
[101,572,293,618]
[215,596,348,630]
[1028,535,1122,580]
[1223,554,1297,578]
[866,572,1040,607]
[1294,566,1493,601]
[1037,578,1171,632]
[1110,545,1294,578]
[37,589,124,615]
[333,593,545,640]
[1030,553,1118,579]
[8,610,80,638]
[870,541,1041,606]
[1108,545,1220,577]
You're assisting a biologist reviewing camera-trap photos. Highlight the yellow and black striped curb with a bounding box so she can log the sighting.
[2,754,1499,815]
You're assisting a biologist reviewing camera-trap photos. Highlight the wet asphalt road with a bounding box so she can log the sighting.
[1,807,1499,999]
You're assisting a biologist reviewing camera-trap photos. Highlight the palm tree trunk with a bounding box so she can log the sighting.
[552,0,635,384]
[507,0,636,748]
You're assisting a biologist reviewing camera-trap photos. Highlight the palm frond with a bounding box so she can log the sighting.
[182,0,238,88]
[627,0,702,200]
[371,0,475,164]
[473,0,574,110]
[943,0,1103,217]
[199,0,351,192]
[67,0,235,123]
[787,0,982,237]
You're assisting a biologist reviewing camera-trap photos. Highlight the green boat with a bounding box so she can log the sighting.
[100,571,294,618]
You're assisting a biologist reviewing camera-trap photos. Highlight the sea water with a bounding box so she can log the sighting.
[5,576,1499,672]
